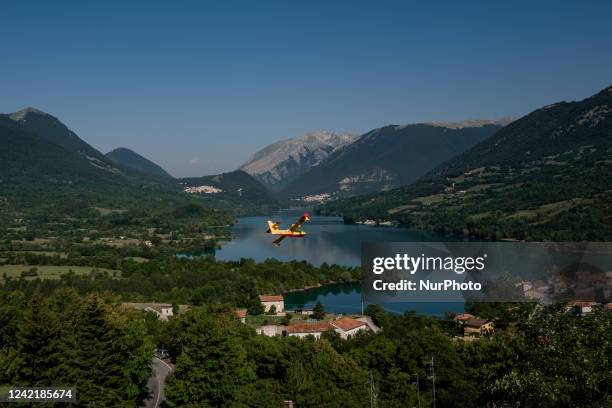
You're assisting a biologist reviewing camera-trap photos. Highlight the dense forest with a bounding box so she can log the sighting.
[1,255,359,306]
[1,287,609,407]
[0,290,152,407]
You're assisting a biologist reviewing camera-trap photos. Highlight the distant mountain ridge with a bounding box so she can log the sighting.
[239,131,354,191]
[319,85,612,241]
[280,122,504,200]
[107,147,173,178]
[9,107,114,166]
[424,117,514,129]
[0,107,276,215]
[1,108,125,181]
[179,170,278,214]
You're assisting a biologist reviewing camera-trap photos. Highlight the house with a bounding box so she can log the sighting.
[463,317,494,336]
[257,325,283,337]
[453,313,475,323]
[331,316,368,339]
[283,316,371,339]
[285,322,333,339]
[122,303,174,321]
[356,316,381,333]
[259,294,284,313]
[235,309,247,323]
[571,301,596,316]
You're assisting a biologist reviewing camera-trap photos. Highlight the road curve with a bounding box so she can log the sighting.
[141,357,172,408]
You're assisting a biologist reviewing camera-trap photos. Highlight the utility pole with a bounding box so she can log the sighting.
[370,372,377,408]
[427,355,436,408]
[413,373,421,408]
[361,295,364,316]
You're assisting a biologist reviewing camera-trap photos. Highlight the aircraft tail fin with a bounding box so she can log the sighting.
[266,220,278,233]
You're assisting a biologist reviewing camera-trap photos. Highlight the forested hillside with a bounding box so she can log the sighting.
[0,291,152,407]
[106,147,173,178]
[281,123,504,199]
[180,170,279,215]
[319,86,612,240]
[2,257,609,407]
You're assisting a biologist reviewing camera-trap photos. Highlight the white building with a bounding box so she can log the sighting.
[285,322,332,339]
[283,316,370,339]
[257,324,284,337]
[122,303,174,321]
[331,317,368,339]
[259,294,284,313]
[235,309,247,323]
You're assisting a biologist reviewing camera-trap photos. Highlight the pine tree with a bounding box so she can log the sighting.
[313,301,326,320]
[10,292,62,386]
[71,294,123,406]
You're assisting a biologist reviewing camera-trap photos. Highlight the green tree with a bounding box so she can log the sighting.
[312,301,325,320]
[489,305,611,407]
[248,299,265,316]
[164,310,256,407]
[7,292,62,386]
[69,295,124,406]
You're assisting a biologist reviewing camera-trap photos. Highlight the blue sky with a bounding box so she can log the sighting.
[2,1,611,176]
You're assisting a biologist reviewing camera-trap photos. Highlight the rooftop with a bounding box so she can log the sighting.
[464,318,488,327]
[285,322,333,334]
[332,316,366,332]
[122,302,172,313]
[259,294,284,302]
[572,301,596,307]
[453,313,475,321]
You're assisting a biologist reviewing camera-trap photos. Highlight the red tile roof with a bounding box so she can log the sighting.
[572,301,595,307]
[453,313,475,322]
[285,322,333,334]
[464,318,488,328]
[259,295,284,302]
[235,309,247,318]
[332,317,366,332]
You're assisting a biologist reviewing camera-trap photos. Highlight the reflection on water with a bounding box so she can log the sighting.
[284,282,464,317]
[215,209,442,266]
[214,209,464,317]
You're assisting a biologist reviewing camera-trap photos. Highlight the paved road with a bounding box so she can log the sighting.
[141,357,172,408]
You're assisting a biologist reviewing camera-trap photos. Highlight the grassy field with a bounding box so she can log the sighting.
[124,256,150,263]
[0,265,120,281]
[13,251,69,258]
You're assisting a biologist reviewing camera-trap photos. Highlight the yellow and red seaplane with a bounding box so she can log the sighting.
[266,213,310,246]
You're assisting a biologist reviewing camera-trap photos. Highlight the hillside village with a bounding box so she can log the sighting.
[123,293,612,344]
[241,295,380,339]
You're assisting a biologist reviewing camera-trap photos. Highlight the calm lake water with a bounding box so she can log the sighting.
[215,209,464,317]
[215,209,443,266]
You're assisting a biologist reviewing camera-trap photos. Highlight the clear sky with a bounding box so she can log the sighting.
[2,1,611,177]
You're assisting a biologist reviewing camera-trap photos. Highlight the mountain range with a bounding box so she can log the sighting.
[319,85,612,240]
[278,121,507,200]
[106,147,173,178]
[240,131,354,192]
[0,108,275,214]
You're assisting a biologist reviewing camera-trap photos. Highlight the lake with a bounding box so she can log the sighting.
[215,209,443,266]
[215,209,464,317]
[283,282,464,318]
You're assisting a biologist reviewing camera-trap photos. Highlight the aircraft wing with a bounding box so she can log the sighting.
[273,236,286,246]
[289,213,310,232]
